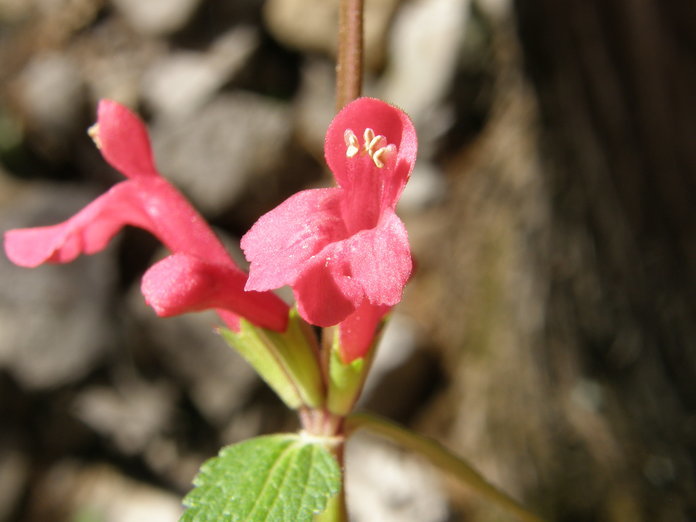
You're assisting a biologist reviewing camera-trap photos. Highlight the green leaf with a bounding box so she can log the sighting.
[181,434,341,522]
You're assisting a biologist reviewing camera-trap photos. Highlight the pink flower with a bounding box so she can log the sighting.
[241,98,416,359]
[4,100,289,332]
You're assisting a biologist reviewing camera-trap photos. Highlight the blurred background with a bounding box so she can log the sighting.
[0,0,694,520]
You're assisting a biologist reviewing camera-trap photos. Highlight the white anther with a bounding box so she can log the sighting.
[345,127,396,168]
[363,128,375,146]
[344,129,360,158]
[362,128,387,157]
[87,123,101,149]
[371,144,396,168]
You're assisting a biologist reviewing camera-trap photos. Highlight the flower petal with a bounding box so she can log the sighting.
[338,302,391,362]
[292,242,364,327]
[4,182,150,267]
[131,179,232,265]
[242,188,346,292]
[142,253,288,331]
[324,97,417,210]
[96,100,159,179]
[346,209,411,306]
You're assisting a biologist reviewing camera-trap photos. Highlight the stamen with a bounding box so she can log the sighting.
[87,123,101,149]
[363,128,375,146]
[344,129,360,158]
[344,127,396,168]
[361,128,385,156]
[371,144,396,168]
[366,134,387,156]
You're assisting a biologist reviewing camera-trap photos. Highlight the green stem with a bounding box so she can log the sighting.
[345,413,545,522]
[336,0,364,110]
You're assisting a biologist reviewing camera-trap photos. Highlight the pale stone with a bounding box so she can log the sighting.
[141,27,259,119]
[263,0,400,69]
[112,0,202,36]
[346,433,449,522]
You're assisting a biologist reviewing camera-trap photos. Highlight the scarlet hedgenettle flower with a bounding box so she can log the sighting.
[241,98,417,360]
[4,100,289,332]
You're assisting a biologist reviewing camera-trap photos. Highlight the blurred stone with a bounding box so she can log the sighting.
[29,461,182,522]
[346,432,449,522]
[112,0,202,36]
[143,437,205,492]
[264,0,399,69]
[0,184,115,389]
[380,0,469,137]
[142,26,259,119]
[151,93,292,214]
[295,59,336,155]
[78,20,162,107]
[17,53,84,131]
[73,379,175,455]
[14,52,85,158]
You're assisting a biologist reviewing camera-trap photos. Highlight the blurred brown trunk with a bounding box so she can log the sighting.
[416,1,696,520]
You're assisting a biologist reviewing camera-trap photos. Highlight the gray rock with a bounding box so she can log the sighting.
[346,432,449,522]
[379,0,470,132]
[112,0,202,36]
[15,53,85,157]
[29,462,183,521]
[141,27,259,119]
[151,93,292,214]
[264,0,399,69]
[73,379,175,455]
[295,59,336,155]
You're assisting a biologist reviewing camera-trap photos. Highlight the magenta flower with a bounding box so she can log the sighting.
[241,97,416,359]
[4,100,289,332]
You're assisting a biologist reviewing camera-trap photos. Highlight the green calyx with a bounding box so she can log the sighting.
[220,309,324,410]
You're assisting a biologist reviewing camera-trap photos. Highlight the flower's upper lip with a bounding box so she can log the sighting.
[242,97,416,329]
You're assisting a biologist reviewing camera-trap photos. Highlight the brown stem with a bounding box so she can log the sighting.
[336,0,364,111]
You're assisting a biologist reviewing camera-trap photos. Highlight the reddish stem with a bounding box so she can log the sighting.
[336,0,364,111]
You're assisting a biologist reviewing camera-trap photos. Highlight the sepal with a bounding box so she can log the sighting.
[220,309,324,409]
[325,315,387,415]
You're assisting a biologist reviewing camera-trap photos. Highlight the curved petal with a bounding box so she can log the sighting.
[142,253,288,331]
[96,100,159,179]
[131,178,231,265]
[4,177,234,271]
[242,188,346,292]
[4,181,151,267]
[338,302,391,363]
[324,98,417,211]
[346,210,411,306]
[292,242,364,327]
